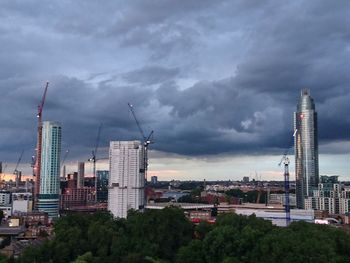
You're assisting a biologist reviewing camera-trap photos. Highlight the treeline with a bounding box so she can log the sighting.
[225,188,267,203]
[14,208,350,263]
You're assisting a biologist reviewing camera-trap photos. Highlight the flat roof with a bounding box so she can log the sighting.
[146,202,214,210]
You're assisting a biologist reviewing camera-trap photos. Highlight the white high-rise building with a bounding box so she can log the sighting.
[108,141,145,218]
[37,121,61,219]
[12,192,33,214]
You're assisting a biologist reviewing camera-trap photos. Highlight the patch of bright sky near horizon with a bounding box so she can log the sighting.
[4,152,350,182]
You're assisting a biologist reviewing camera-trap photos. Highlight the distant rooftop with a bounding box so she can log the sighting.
[146,202,214,210]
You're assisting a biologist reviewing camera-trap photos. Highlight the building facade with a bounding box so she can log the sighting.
[60,171,95,210]
[77,162,85,188]
[108,141,145,218]
[37,121,61,219]
[97,170,109,202]
[151,176,158,185]
[0,191,11,206]
[12,192,33,214]
[60,187,95,210]
[294,89,319,208]
[304,176,350,215]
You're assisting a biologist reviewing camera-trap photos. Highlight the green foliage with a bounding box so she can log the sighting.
[177,194,195,203]
[19,240,52,263]
[225,189,267,203]
[122,208,192,261]
[177,187,207,203]
[18,209,191,263]
[71,252,94,263]
[195,221,213,240]
[0,253,10,263]
[38,229,49,237]
[16,210,350,263]
[225,189,244,197]
[178,182,203,191]
[0,237,11,249]
[176,240,204,263]
[251,221,350,263]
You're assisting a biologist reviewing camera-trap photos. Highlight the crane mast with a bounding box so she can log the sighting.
[280,155,291,226]
[60,150,70,178]
[13,150,24,175]
[278,129,297,227]
[33,82,49,209]
[88,124,102,203]
[127,103,153,181]
[14,150,24,189]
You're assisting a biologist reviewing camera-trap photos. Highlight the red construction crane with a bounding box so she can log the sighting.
[33,82,49,209]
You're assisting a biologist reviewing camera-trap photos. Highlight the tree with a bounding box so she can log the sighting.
[176,240,204,263]
[72,252,95,263]
[201,214,275,263]
[195,221,213,240]
[251,221,350,263]
[123,207,193,261]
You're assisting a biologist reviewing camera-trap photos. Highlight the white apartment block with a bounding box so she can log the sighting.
[305,181,350,215]
[108,141,145,218]
[12,192,33,214]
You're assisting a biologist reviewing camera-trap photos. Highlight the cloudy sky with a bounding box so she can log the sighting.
[1,1,349,181]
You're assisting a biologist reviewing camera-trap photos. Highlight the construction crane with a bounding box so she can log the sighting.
[88,124,102,202]
[128,103,154,181]
[255,171,263,204]
[279,154,290,226]
[14,150,24,188]
[277,129,297,226]
[278,129,297,167]
[33,82,49,208]
[60,150,70,178]
[13,150,24,175]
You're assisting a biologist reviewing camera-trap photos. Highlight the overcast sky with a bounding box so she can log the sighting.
[1,1,349,180]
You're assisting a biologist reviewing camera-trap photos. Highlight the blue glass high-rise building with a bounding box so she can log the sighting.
[294,90,319,209]
[38,121,62,218]
[97,170,109,202]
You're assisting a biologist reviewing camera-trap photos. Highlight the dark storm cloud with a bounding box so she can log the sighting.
[123,66,180,85]
[0,0,350,163]
[0,75,154,161]
[155,78,290,155]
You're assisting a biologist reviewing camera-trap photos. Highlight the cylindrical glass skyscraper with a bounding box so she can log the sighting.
[294,89,319,209]
[38,121,62,218]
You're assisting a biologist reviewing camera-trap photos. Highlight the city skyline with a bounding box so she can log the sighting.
[0,1,350,180]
